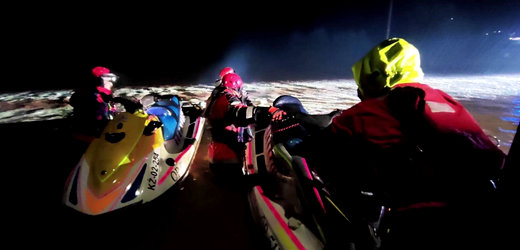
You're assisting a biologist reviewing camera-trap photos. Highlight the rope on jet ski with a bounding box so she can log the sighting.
[273,123,300,134]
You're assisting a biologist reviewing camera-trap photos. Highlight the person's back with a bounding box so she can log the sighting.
[296,38,506,249]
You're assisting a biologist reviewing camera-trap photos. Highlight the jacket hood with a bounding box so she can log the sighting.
[352,38,424,98]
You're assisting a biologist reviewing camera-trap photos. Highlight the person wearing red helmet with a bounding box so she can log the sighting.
[218,67,235,83]
[204,67,253,116]
[69,66,141,136]
[204,72,286,180]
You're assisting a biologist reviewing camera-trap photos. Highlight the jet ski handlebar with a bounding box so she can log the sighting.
[111,96,143,114]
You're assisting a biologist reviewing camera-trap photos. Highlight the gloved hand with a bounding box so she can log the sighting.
[113,97,143,113]
[268,106,286,121]
[330,109,343,118]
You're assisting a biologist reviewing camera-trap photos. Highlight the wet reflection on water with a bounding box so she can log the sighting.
[459,96,519,154]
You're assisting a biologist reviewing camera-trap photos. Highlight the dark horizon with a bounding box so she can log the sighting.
[9,0,520,93]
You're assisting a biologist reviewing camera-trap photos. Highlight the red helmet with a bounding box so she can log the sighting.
[219,67,235,79]
[222,73,243,90]
[92,66,110,77]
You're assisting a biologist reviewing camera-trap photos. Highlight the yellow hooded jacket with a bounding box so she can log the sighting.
[352,38,424,98]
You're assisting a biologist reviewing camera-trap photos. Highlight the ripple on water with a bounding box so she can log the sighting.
[0,75,518,153]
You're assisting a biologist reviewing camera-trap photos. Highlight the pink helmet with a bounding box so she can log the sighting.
[219,67,235,79]
[221,73,243,91]
[92,66,110,77]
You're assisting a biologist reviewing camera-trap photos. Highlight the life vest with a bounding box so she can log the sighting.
[205,87,253,164]
[70,86,114,121]
[328,83,505,207]
[206,88,253,144]
[203,87,249,117]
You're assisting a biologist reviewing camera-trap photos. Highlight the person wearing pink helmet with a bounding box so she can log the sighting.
[217,67,235,84]
[204,72,286,181]
[70,66,118,121]
[204,67,254,116]
[69,66,141,135]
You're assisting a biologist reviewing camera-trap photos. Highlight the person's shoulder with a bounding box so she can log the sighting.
[405,83,450,95]
[212,93,229,105]
[222,88,235,95]
[345,98,385,113]
[410,83,459,103]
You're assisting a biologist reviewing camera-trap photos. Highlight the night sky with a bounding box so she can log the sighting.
[15,0,520,92]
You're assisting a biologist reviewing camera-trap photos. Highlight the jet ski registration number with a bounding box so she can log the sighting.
[147,152,160,191]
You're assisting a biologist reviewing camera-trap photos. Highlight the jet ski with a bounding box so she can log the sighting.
[63,95,206,215]
[244,95,385,250]
[246,95,513,250]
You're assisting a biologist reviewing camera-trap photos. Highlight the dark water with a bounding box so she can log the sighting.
[3,95,517,249]
[6,122,263,250]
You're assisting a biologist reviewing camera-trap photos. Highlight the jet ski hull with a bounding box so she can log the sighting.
[63,97,206,215]
[245,123,324,250]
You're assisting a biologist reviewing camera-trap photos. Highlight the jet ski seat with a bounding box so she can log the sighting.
[146,95,182,141]
[271,94,311,153]
[272,95,333,154]
[273,95,309,115]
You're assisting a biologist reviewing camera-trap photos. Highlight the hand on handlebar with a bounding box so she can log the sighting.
[330,109,343,118]
[268,106,287,121]
[112,97,143,113]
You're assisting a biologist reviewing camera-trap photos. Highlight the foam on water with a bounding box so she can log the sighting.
[0,75,518,152]
[1,75,518,120]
